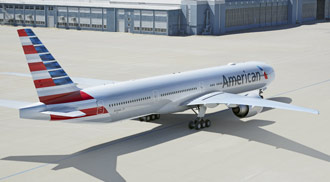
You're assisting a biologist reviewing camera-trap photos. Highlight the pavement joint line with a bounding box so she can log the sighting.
[272,79,330,97]
[1,78,329,181]
[0,163,50,181]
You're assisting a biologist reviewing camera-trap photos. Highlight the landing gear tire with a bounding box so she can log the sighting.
[195,121,202,130]
[200,119,206,128]
[205,119,211,127]
[189,119,211,129]
[140,114,160,122]
[188,121,195,129]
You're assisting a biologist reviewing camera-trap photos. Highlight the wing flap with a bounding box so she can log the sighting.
[187,92,319,115]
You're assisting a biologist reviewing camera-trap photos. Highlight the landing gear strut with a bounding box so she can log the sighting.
[189,105,211,130]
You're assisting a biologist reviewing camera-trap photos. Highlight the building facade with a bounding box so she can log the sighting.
[0,0,329,36]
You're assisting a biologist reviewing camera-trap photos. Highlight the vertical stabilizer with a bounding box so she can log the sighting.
[17,29,82,104]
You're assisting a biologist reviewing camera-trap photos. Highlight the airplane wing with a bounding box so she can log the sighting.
[186,92,319,115]
[41,110,86,117]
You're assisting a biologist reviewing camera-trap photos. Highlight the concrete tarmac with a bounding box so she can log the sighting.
[0,23,329,182]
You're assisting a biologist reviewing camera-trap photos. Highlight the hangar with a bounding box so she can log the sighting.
[0,0,329,35]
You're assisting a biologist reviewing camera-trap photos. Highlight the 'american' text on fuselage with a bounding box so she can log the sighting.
[223,71,261,88]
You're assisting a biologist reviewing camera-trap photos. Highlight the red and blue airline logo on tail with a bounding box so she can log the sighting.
[17,29,94,105]
[257,66,268,79]
[17,29,109,121]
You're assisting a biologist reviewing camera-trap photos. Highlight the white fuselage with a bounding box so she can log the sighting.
[65,61,275,122]
[18,28,317,122]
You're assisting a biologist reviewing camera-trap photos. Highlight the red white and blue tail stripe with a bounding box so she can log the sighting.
[18,29,85,104]
[18,29,109,121]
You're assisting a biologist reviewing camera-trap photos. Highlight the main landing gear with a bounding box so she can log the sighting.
[189,118,211,130]
[259,89,264,99]
[139,114,160,122]
[189,105,211,130]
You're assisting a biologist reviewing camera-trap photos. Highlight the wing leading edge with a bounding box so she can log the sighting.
[187,92,319,115]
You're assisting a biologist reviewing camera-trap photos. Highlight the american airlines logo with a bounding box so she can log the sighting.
[257,66,268,79]
[222,66,268,88]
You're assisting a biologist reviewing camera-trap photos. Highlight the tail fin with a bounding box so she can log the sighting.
[17,29,82,104]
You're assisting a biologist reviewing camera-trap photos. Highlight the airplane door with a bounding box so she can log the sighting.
[96,100,105,114]
[199,81,205,92]
[153,90,160,102]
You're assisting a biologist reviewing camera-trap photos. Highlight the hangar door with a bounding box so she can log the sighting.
[225,1,288,29]
[302,0,317,20]
[317,0,325,19]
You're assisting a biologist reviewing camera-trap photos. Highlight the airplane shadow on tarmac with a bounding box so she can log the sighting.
[2,97,330,182]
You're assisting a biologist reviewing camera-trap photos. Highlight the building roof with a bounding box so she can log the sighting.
[0,0,181,10]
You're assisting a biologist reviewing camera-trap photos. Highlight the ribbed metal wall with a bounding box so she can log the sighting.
[0,4,169,35]
[302,0,317,20]
[225,0,288,29]
[0,0,329,36]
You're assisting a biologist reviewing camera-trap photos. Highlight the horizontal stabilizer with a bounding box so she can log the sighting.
[41,110,86,117]
[0,99,33,109]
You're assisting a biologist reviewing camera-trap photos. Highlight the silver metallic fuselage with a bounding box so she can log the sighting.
[81,61,274,122]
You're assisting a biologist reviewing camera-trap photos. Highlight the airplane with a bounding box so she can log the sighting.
[17,28,319,130]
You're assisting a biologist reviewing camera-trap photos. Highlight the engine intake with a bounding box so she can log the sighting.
[232,105,263,118]
[231,91,264,118]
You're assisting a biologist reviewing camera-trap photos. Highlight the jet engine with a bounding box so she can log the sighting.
[232,105,263,118]
[231,92,263,118]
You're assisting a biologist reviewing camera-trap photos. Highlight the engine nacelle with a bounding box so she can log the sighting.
[232,105,263,118]
[231,92,263,118]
